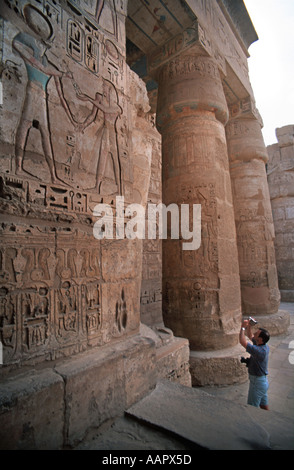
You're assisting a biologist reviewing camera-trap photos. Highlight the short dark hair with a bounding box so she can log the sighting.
[259,328,270,344]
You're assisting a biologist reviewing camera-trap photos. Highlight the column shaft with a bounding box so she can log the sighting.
[226,116,289,334]
[156,55,246,385]
[226,117,280,314]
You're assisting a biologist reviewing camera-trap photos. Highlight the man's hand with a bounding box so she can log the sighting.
[242,319,249,329]
[239,319,248,349]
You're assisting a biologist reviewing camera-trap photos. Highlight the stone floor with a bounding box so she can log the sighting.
[75,302,294,450]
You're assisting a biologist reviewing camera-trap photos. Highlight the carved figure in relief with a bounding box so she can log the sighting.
[21,247,50,282]
[75,78,122,194]
[0,293,16,350]
[0,296,15,327]
[115,288,127,332]
[22,287,50,350]
[12,6,74,184]
[82,283,101,334]
[57,283,77,334]
[96,0,105,21]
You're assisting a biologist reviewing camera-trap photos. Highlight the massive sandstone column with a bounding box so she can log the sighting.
[156,54,247,386]
[226,109,290,335]
[267,125,294,302]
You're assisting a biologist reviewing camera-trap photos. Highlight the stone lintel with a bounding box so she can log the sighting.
[228,96,263,125]
[217,0,259,53]
[147,20,226,79]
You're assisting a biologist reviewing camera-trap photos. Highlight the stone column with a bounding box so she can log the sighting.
[226,110,290,335]
[156,54,247,386]
[267,125,294,302]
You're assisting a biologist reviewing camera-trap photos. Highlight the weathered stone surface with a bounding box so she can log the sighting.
[157,55,241,351]
[267,125,294,302]
[55,334,156,446]
[189,343,248,386]
[0,369,64,449]
[0,0,290,448]
[155,53,242,387]
[0,333,157,449]
[140,114,163,327]
[127,380,294,450]
[140,323,191,386]
[0,0,153,367]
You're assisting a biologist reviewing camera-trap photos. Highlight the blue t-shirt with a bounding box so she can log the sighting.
[246,340,269,376]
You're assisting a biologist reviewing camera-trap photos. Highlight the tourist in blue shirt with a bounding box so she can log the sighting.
[239,319,270,410]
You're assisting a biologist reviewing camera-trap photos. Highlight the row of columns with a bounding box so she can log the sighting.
[154,53,289,385]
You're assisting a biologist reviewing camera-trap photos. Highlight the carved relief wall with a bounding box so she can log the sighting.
[140,114,162,326]
[0,0,153,366]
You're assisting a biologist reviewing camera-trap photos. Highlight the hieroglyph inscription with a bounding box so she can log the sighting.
[158,54,219,83]
[0,224,105,363]
[0,1,136,365]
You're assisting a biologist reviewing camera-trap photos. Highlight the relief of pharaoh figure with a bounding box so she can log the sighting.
[12,5,75,184]
[75,78,123,194]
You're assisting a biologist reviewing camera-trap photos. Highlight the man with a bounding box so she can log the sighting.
[239,319,270,410]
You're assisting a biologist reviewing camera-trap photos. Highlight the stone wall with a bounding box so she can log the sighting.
[0,0,153,367]
[267,125,294,301]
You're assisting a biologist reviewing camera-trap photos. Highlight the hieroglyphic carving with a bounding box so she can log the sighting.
[148,23,199,73]
[22,285,50,351]
[163,133,216,179]
[0,0,147,366]
[228,96,261,122]
[74,78,123,193]
[0,221,106,362]
[0,288,16,356]
[115,288,127,333]
[163,280,219,324]
[56,281,78,341]
[140,287,162,308]
[67,19,83,64]
[226,119,250,139]
[82,282,101,339]
[158,53,220,83]
[0,173,111,219]
[1,0,129,196]
[11,12,75,184]
[67,19,100,74]
[194,0,250,88]
[180,181,218,272]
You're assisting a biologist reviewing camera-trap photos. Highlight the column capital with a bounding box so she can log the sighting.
[226,115,268,164]
[156,54,229,130]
